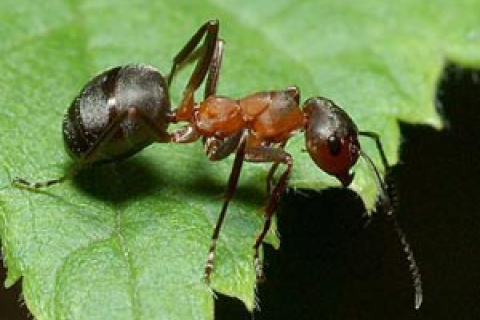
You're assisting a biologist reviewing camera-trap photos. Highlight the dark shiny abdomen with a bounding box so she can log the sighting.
[62,64,171,164]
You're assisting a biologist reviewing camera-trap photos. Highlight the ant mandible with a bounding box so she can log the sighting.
[13,20,221,188]
[170,37,423,309]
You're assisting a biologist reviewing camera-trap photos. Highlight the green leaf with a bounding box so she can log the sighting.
[1,0,479,319]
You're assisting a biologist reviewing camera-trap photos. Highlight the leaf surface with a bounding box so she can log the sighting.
[1,0,479,319]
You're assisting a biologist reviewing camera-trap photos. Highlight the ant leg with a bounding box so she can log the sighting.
[173,38,224,122]
[170,124,201,143]
[203,130,243,161]
[265,141,287,194]
[171,117,240,145]
[204,135,247,282]
[122,107,175,143]
[170,38,225,141]
[245,147,293,280]
[167,20,219,87]
[13,173,68,189]
[14,109,129,189]
[204,39,225,99]
[169,21,222,122]
[14,108,139,189]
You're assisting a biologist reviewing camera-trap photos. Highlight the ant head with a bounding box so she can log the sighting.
[303,97,360,187]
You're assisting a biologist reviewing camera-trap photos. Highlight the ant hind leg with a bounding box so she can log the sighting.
[13,109,131,190]
[245,146,293,280]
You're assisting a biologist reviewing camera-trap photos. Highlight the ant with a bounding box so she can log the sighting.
[13,20,221,188]
[13,19,422,309]
[169,37,423,309]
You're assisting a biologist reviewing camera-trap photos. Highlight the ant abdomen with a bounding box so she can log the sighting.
[303,97,360,186]
[63,64,172,164]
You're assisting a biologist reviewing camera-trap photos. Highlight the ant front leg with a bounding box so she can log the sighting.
[170,124,201,143]
[203,131,243,161]
[245,146,293,281]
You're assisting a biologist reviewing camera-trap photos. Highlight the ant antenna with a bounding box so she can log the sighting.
[358,139,423,310]
[358,149,389,203]
[390,210,424,310]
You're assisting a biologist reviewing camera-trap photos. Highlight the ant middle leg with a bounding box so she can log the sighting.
[204,135,247,282]
[265,141,288,194]
[203,131,243,161]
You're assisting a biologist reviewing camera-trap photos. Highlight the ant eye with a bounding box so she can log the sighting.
[327,135,342,156]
